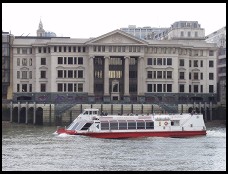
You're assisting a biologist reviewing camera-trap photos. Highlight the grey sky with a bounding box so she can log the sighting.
[2,3,226,38]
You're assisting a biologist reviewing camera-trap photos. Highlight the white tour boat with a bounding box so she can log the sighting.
[55,108,207,139]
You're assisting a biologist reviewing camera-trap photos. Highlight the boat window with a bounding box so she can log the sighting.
[171,120,180,126]
[81,123,92,130]
[146,122,154,129]
[89,111,92,115]
[119,122,127,130]
[128,122,136,129]
[110,122,118,130]
[101,122,109,130]
[83,111,88,115]
[94,111,97,115]
[137,122,145,129]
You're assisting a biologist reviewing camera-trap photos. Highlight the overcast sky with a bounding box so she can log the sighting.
[2,3,226,38]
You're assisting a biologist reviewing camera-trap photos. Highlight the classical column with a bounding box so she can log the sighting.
[88,56,94,95]
[137,56,144,96]
[104,56,110,96]
[137,56,145,103]
[124,56,130,96]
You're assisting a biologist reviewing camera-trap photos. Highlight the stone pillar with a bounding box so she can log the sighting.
[33,102,36,125]
[137,56,145,103]
[104,56,110,102]
[88,56,95,103]
[18,102,20,123]
[25,102,28,124]
[124,56,130,102]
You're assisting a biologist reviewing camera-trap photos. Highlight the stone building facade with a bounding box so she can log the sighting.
[12,29,218,104]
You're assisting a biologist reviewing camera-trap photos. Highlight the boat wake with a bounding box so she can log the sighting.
[206,129,226,138]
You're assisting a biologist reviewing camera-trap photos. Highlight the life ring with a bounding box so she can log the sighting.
[164,121,168,126]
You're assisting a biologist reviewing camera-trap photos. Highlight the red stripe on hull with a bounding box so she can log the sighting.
[76,131,207,139]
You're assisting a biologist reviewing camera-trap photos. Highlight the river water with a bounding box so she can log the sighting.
[2,122,226,171]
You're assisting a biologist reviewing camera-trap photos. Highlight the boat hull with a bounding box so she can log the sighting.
[73,130,206,139]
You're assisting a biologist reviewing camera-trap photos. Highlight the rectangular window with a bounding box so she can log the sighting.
[64,70,67,78]
[48,47,50,53]
[194,73,198,80]
[167,71,172,79]
[194,85,198,93]
[68,83,73,92]
[167,58,172,65]
[157,71,162,79]
[157,58,162,65]
[68,70,73,78]
[78,70,83,78]
[157,84,162,92]
[43,47,46,53]
[83,46,86,52]
[209,61,214,67]
[41,84,46,92]
[147,71,152,78]
[153,71,156,79]
[154,84,156,92]
[58,70,63,78]
[68,57,73,64]
[189,72,191,80]
[189,85,191,93]
[38,47,42,53]
[41,71,46,78]
[74,70,77,78]
[78,83,83,92]
[201,85,203,93]
[64,46,66,52]
[17,48,20,54]
[147,58,152,65]
[167,84,172,92]
[64,83,66,92]
[109,46,112,52]
[57,84,63,92]
[22,58,27,66]
[58,57,63,64]
[209,85,214,93]
[201,73,203,80]
[41,58,46,65]
[22,84,27,92]
[188,31,191,37]
[179,84,185,92]
[22,71,27,79]
[194,60,198,67]
[64,57,67,64]
[179,72,185,79]
[147,84,152,92]
[17,71,20,79]
[200,60,203,67]
[59,46,62,52]
[179,59,184,66]
[189,60,191,67]
[209,73,214,80]
[78,57,83,64]
[54,46,57,52]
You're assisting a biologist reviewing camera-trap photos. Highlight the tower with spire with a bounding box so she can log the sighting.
[37,19,45,37]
